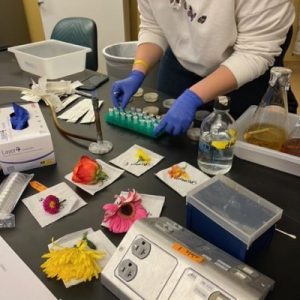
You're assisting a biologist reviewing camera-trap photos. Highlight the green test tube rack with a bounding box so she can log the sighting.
[105,107,161,138]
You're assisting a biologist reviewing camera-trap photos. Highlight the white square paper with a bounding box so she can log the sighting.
[80,100,104,123]
[48,228,116,288]
[55,94,80,113]
[65,159,124,195]
[22,182,87,227]
[58,98,91,122]
[110,144,164,176]
[0,237,57,300]
[101,192,165,228]
[58,99,103,123]
[156,161,210,197]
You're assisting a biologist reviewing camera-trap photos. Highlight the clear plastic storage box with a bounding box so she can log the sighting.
[8,40,91,79]
[186,175,283,260]
[234,105,300,177]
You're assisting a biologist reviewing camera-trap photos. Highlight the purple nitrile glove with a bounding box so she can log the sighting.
[154,89,203,136]
[111,70,145,109]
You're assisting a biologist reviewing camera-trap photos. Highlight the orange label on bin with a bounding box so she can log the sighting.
[172,243,204,263]
[30,181,47,192]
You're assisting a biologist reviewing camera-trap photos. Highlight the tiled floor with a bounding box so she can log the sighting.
[285,61,300,114]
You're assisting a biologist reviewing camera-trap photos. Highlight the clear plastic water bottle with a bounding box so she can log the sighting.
[197,96,237,175]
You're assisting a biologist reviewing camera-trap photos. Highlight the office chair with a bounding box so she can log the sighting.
[51,17,98,71]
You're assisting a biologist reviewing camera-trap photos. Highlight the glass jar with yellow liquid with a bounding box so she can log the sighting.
[244,67,291,151]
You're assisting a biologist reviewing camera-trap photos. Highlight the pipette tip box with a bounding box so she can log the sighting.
[186,175,283,261]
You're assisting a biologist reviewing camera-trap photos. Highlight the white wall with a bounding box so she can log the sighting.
[39,0,127,73]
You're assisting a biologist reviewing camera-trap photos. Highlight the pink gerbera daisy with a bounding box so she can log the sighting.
[103,190,147,233]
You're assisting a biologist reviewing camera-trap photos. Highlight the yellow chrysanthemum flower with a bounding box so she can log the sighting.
[41,239,105,284]
[135,148,151,164]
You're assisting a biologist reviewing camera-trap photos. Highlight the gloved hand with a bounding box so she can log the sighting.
[154,89,203,136]
[111,70,145,109]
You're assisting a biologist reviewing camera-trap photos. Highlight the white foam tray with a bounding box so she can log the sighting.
[235,106,300,177]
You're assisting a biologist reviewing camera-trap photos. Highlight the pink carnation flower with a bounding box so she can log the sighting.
[103,190,147,233]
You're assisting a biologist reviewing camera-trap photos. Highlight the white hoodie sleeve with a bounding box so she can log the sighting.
[222,1,295,87]
[137,0,168,51]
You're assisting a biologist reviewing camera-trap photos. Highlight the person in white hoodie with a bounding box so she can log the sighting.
[111,0,297,135]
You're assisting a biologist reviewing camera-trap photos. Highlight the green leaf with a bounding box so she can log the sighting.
[82,232,97,250]
[86,239,97,250]
[98,170,108,181]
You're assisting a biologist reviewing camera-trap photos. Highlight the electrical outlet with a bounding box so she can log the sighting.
[118,259,138,282]
[131,237,151,259]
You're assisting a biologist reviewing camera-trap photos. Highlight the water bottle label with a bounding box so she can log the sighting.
[198,140,234,164]
[198,141,218,163]
[199,141,211,153]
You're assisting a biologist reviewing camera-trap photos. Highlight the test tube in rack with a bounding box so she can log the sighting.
[104,107,161,138]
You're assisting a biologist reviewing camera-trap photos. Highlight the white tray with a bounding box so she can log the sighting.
[8,40,91,79]
[234,106,300,177]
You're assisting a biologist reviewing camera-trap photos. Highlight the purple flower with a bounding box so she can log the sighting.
[43,195,60,214]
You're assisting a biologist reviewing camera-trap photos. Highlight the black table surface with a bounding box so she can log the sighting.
[0,51,300,300]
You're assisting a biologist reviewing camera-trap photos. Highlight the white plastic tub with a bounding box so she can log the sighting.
[8,40,91,79]
[235,105,300,176]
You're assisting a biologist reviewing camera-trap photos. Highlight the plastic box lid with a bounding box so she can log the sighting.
[186,175,283,247]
